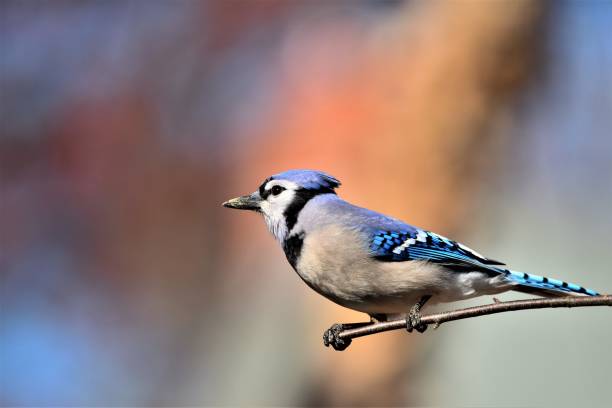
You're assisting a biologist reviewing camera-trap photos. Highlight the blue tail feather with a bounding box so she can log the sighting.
[506,270,599,296]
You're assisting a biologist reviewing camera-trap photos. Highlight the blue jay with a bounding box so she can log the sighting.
[223,169,599,349]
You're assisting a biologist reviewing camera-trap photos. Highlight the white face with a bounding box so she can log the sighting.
[257,179,299,242]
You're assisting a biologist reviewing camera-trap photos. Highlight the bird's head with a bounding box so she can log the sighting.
[223,169,340,241]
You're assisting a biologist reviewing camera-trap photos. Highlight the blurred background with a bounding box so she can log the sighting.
[1,0,611,406]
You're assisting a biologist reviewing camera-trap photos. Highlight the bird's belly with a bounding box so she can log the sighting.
[295,268,431,314]
[295,256,511,315]
[294,255,442,314]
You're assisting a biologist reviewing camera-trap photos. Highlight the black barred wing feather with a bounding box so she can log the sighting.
[368,228,601,296]
[369,229,505,272]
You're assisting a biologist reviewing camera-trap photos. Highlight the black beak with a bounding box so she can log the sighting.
[222,194,261,211]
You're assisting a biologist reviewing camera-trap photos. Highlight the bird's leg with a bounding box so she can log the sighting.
[369,313,388,323]
[323,321,371,351]
[406,295,431,333]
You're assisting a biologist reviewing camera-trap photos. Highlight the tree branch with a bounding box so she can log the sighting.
[324,295,612,351]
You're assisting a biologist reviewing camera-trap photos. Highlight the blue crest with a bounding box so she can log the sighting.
[271,169,341,191]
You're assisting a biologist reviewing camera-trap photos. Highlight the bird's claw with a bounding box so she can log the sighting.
[323,323,352,351]
[406,302,428,333]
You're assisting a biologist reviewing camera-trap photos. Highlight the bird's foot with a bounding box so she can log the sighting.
[406,295,431,333]
[323,323,352,351]
[406,305,427,333]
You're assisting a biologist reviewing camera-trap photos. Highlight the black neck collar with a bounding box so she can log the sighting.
[283,188,335,232]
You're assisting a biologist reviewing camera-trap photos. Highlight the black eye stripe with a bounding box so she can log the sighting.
[259,179,286,199]
[259,177,274,199]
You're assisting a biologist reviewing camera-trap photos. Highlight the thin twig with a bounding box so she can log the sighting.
[325,295,611,350]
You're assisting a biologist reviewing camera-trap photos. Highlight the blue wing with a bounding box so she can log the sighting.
[368,227,600,296]
[369,228,505,273]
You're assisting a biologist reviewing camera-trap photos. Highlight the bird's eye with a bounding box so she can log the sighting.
[271,185,285,196]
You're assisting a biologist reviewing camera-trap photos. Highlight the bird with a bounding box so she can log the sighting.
[222,169,600,349]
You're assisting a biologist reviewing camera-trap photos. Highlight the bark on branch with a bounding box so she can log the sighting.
[324,295,612,351]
